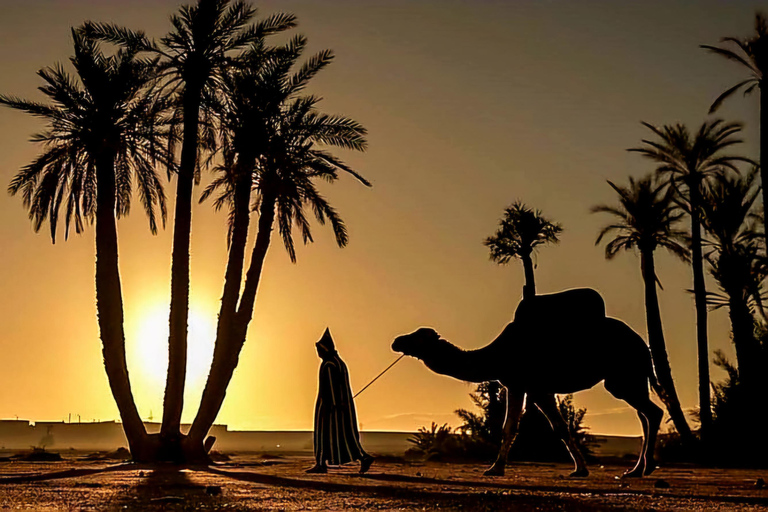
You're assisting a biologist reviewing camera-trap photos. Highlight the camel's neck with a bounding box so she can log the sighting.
[418,339,502,383]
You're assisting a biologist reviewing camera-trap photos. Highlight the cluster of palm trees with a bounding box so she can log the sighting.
[488,14,768,456]
[593,119,760,448]
[595,15,768,451]
[2,0,369,462]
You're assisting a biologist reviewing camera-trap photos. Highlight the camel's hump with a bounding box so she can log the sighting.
[513,288,606,326]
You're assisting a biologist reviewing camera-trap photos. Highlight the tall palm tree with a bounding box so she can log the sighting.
[629,120,750,439]
[702,13,768,244]
[592,175,694,443]
[700,169,765,393]
[484,202,562,299]
[1,30,172,460]
[182,42,369,459]
[83,0,297,440]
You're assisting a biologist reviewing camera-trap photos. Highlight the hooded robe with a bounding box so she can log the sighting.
[313,328,368,465]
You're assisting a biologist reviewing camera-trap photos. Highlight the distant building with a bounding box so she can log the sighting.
[0,420,230,452]
[0,419,413,455]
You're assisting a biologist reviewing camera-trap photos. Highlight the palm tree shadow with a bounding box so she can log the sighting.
[333,471,637,498]
[206,466,481,506]
[0,462,137,484]
[204,467,768,509]
[202,466,613,509]
[111,466,222,510]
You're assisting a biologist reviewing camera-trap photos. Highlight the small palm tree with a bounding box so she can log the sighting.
[456,382,506,446]
[702,13,768,243]
[185,41,369,452]
[1,30,172,460]
[484,202,562,300]
[592,174,694,443]
[700,169,765,392]
[629,119,749,440]
[84,0,297,439]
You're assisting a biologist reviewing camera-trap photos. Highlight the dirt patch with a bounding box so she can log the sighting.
[0,455,766,510]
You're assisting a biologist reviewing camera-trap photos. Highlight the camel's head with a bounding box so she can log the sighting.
[392,327,441,359]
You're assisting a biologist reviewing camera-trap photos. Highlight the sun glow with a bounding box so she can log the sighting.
[127,302,216,421]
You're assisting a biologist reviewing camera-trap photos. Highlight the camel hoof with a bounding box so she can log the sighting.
[622,468,644,478]
[569,468,589,478]
[484,466,505,477]
[643,464,658,477]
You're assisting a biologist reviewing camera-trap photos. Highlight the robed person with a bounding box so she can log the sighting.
[307,328,374,474]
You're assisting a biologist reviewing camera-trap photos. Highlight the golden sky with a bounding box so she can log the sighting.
[0,0,764,436]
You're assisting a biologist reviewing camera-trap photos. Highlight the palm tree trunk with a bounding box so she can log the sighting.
[727,291,760,393]
[761,85,768,249]
[725,288,763,447]
[219,157,255,320]
[689,190,712,439]
[640,249,695,444]
[161,86,202,437]
[187,191,277,449]
[95,154,149,459]
[521,251,536,299]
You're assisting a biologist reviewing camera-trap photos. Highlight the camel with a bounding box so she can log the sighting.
[391,288,663,478]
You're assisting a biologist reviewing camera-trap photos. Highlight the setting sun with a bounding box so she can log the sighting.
[127,302,215,421]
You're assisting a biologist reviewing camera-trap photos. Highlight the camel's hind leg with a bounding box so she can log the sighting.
[484,388,524,477]
[605,379,663,477]
[628,410,650,477]
[529,393,589,477]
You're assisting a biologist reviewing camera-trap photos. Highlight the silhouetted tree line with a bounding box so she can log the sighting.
[418,12,768,468]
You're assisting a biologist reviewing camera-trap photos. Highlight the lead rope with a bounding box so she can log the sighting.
[353,354,405,399]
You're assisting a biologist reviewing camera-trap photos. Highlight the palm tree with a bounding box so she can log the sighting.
[181,42,369,459]
[629,120,750,439]
[700,169,765,393]
[702,13,768,244]
[83,0,297,440]
[592,175,695,444]
[1,30,172,461]
[484,202,562,299]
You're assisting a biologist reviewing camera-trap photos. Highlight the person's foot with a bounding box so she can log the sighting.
[306,464,327,474]
[360,455,374,474]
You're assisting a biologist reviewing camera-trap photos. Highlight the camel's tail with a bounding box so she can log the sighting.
[648,371,664,396]
[647,361,667,401]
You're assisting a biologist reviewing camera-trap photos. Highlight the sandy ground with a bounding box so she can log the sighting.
[0,455,767,511]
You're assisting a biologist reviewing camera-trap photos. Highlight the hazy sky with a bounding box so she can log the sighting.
[0,0,764,436]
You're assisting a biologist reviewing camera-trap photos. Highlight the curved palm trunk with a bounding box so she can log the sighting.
[162,86,202,438]
[95,154,149,459]
[761,85,768,248]
[187,191,277,451]
[640,249,694,444]
[727,290,760,393]
[521,251,536,299]
[218,157,256,326]
[689,190,712,440]
[724,287,763,447]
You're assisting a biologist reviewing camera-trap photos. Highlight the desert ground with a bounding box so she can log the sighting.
[0,453,767,511]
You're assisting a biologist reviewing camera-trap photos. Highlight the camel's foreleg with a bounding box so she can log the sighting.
[484,388,524,477]
[531,393,589,478]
